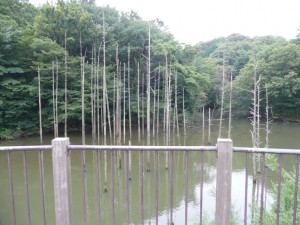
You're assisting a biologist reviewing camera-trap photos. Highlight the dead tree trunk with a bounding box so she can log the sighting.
[80,33,85,145]
[208,108,211,144]
[52,61,56,138]
[218,54,226,138]
[164,66,172,169]
[105,88,112,142]
[64,30,68,137]
[91,47,95,144]
[257,79,261,173]
[102,13,107,146]
[156,66,160,136]
[163,56,168,133]
[55,58,59,137]
[175,71,180,144]
[123,63,126,144]
[142,71,145,139]
[128,46,132,141]
[228,71,233,139]
[96,41,101,144]
[113,72,116,144]
[182,88,186,137]
[146,23,151,172]
[251,56,259,183]
[38,67,43,144]
[153,73,156,139]
[265,86,271,148]
[137,62,141,143]
[202,106,205,145]
[116,45,122,169]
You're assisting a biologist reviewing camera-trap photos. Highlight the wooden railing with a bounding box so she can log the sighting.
[1,138,300,225]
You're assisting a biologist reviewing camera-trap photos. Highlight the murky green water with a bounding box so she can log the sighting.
[1,119,300,225]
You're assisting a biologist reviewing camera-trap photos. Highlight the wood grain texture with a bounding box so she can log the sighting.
[216,139,233,225]
[52,138,72,225]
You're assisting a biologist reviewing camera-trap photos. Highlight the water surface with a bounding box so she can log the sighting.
[1,119,300,224]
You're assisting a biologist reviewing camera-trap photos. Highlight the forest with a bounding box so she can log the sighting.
[1,0,300,140]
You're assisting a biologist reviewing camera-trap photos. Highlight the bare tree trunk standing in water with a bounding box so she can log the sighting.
[38,67,43,144]
[228,71,233,139]
[265,86,271,148]
[102,12,107,146]
[103,13,108,191]
[96,41,101,144]
[142,71,145,139]
[64,30,68,137]
[137,62,141,143]
[152,73,156,140]
[102,12,107,145]
[175,71,180,144]
[113,72,116,144]
[52,61,56,137]
[80,32,85,145]
[128,46,132,141]
[202,106,205,145]
[55,58,59,137]
[90,47,95,144]
[164,54,169,169]
[123,63,126,144]
[80,31,87,225]
[251,55,259,183]
[106,87,112,142]
[116,45,122,169]
[218,53,225,138]
[127,46,132,179]
[208,108,211,144]
[163,56,168,133]
[257,78,261,173]
[182,88,186,137]
[146,22,151,172]
[156,66,160,136]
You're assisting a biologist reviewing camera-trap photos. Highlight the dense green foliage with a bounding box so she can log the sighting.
[251,154,300,224]
[1,0,300,139]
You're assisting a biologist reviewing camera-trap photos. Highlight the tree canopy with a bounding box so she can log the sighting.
[1,0,300,139]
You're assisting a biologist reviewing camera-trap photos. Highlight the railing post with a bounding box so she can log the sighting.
[216,139,233,225]
[52,138,72,225]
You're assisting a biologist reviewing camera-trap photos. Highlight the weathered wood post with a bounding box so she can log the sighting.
[52,138,72,225]
[216,139,233,225]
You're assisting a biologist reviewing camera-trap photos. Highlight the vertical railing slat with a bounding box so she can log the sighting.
[23,151,31,225]
[170,151,174,224]
[95,150,101,225]
[185,151,189,225]
[38,150,46,225]
[155,150,159,225]
[293,154,300,225]
[111,151,115,225]
[260,154,266,225]
[200,151,204,225]
[276,154,283,225]
[8,151,17,225]
[52,138,72,225]
[140,150,144,225]
[80,149,87,225]
[244,153,249,225]
[125,150,130,225]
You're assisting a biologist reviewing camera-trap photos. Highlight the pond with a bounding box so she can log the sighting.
[1,119,300,225]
